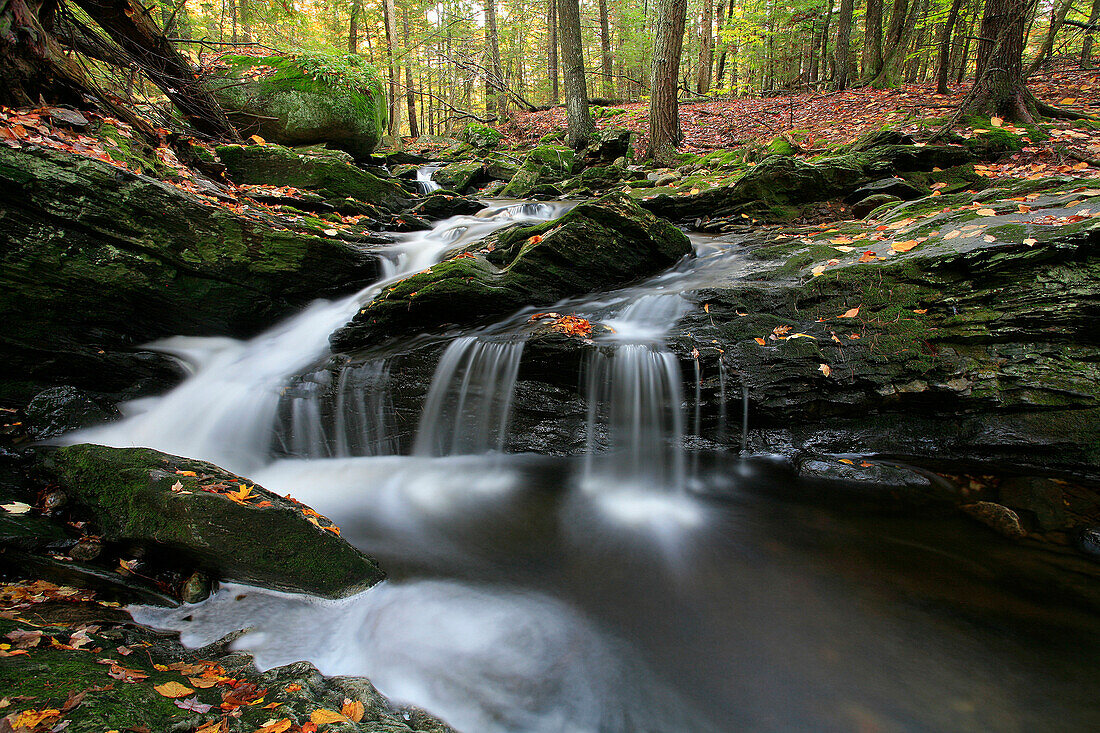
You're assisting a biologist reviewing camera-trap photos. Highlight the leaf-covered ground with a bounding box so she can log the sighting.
[504,61,1100,180]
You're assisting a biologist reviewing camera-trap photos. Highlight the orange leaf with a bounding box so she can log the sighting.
[153,681,194,698]
[857,250,877,263]
[818,364,832,377]
[341,699,366,722]
[254,720,291,733]
[310,709,349,725]
[753,337,766,346]
[890,240,918,253]
[249,134,266,144]
[838,306,860,319]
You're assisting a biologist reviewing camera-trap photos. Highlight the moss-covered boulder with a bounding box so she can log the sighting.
[212,52,387,161]
[216,143,407,212]
[36,444,384,597]
[330,193,692,349]
[500,145,578,197]
[0,145,380,403]
[431,159,487,193]
[462,122,504,149]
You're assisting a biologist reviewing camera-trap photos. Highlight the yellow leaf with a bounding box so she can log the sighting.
[943,230,961,240]
[703,303,710,314]
[1023,238,1037,247]
[342,699,366,722]
[255,720,291,733]
[1060,98,1076,105]
[838,307,860,319]
[811,264,828,276]
[10,709,61,728]
[890,240,919,253]
[818,363,832,377]
[787,333,816,340]
[833,245,856,252]
[990,116,1003,128]
[838,458,855,465]
[975,208,996,216]
[153,681,194,698]
[249,134,266,144]
[323,228,338,236]
[913,309,928,314]
[310,709,349,725]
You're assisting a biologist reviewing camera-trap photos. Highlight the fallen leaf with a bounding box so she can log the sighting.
[310,709,348,724]
[990,116,1003,127]
[254,720,291,733]
[342,699,366,723]
[818,363,832,377]
[912,309,928,314]
[1,502,32,514]
[857,250,877,263]
[154,681,194,698]
[943,229,961,240]
[975,208,996,216]
[174,696,213,713]
[1023,238,1038,247]
[890,240,919,252]
[323,228,338,236]
[753,337,766,346]
[838,307,860,319]
[249,134,266,144]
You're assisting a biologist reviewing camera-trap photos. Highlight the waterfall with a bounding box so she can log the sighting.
[66,202,570,474]
[413,336,525,456]
[582,294,690,492]
[416,164,443,194]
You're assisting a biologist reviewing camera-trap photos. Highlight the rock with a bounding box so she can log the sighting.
[796,456,933,492]
[330,193,692,350]
[845,177,927,205]
[583,127,633,162]
[0,145,380,404]
[484,151,524,181]
[998,476,1068,532]
[211,53,387,160]
[216,143,408,212]
[431,159,487,193]
[180,570,212,603]
[851,193,902,219]
[642,143,972,223]
[848,129,915,152]
[462,122,504,149]
[70,538,102,562]
[654,172,680,187]
[500,145,578,197]
[22,386,120,440]
[410,192,487,220]
[36,444,384,597]
[961,501,1028,539]
[1075,526,1100,559]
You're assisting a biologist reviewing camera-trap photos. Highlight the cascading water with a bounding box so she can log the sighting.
[582,294,690,492]
[415,164,443,194]
[66,201,571,473]
[413,336,525,456]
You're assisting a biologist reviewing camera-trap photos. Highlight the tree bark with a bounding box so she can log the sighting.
[557,0,594,147]
[833,0,855,89]
[647,0,686,163]
[547,0,559,104]
[967,0,1041,121]
[349,0,360,53]
[697,0,713,93]
[484,0,505,116]
[1083,0,1100,68]
[237,0,250,42]
[870,0,916,87]
[935,0,966,93]
[382,0,400,135]
[1027,0,1072,75]
[864,0,884,78]
[598,0,615,96]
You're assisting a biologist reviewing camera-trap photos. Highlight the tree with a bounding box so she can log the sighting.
[864,0,883,78]
[557,0,594,147]
[598,0,615,96]
[934,0,967,93]
[1027,0,1073,75]
[698,0,714,93]
[1082,0,1100,68]
[485,0,505,117]
[833,0,855,89]
[647,0,687,163]
[547,0,559,103]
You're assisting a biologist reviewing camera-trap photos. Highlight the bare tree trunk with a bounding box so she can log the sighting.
[403,9,418,137]
[870,0,914,87]
[557,0,594,147]
[598,0,614,96]
[1027,0,1072,75]
[697,0,713,93]
[382,0,400,135]
[820,0,835,81]
[547,0,559,103]
[238,0,250,42]
[935,0,966,93]
[864,0,884,78]
[1083,0,1100,68]
[715,0,734,84]
[647,0,686,164]
[834,0,855,89]
[484,0,505,116]
[349,0,360,53]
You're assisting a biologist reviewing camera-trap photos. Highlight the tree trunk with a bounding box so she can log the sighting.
[238,0,250,42]
[833,0,855,89]
[715,0,734,85]
[820,0,835,81]
[1083,0,1100,68]
[864,0,884,78]
[557,0,594,147]
[647,0,686,164]
[403,9,418,137]
[935,0,966,93]
[870,0,915,87]
[598,0,615,96]
[484,0,505,116]
[382,0,400,135]
[968,0,1040,121]
[1027,0,1072,75]
[547,0,559,104]
[349,0,360,53]
[697,0,713,93]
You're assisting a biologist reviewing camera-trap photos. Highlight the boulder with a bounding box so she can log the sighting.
[851,193,902,219]
[485,151,524,182]
[500,145,578,197]
[36,444,384,597]
[411,192,487,220]
[216,143,408,212]
[0,145,380,403]
[844,177,927,205]
[211,53,387,160]
[462,122,504,149]
[583,127,633,162]
[330,193,692,350]
[22,386,120,440]
[431,159,487,192]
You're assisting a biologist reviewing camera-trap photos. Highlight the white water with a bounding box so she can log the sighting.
[67,201,570,474]
[415,164,443,194]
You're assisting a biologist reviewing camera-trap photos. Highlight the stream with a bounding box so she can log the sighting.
[69,183,1100,731]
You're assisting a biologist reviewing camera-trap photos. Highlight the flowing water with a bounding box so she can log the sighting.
[71,185,1100,731]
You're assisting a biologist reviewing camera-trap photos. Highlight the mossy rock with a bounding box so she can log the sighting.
[216,143,407,212]
[965,126,1026,159]
[431,159,487,192]
[766,137,798,156]
[330,193,692,349]
[0,145,380,403]
[462,122,504,149]
[36,444,384,597]
[212,52,387,161]
[500,145,578,197]
[484,151,524,181]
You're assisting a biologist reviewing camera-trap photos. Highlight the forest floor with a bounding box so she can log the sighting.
[503,60,1100,180]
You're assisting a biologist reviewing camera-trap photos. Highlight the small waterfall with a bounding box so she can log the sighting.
[414,336,525,456]
[741,385,750,454]
[416,164,443,194]
[582,294,690,492]
[717,359,728,443]
[274,360,398,459]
